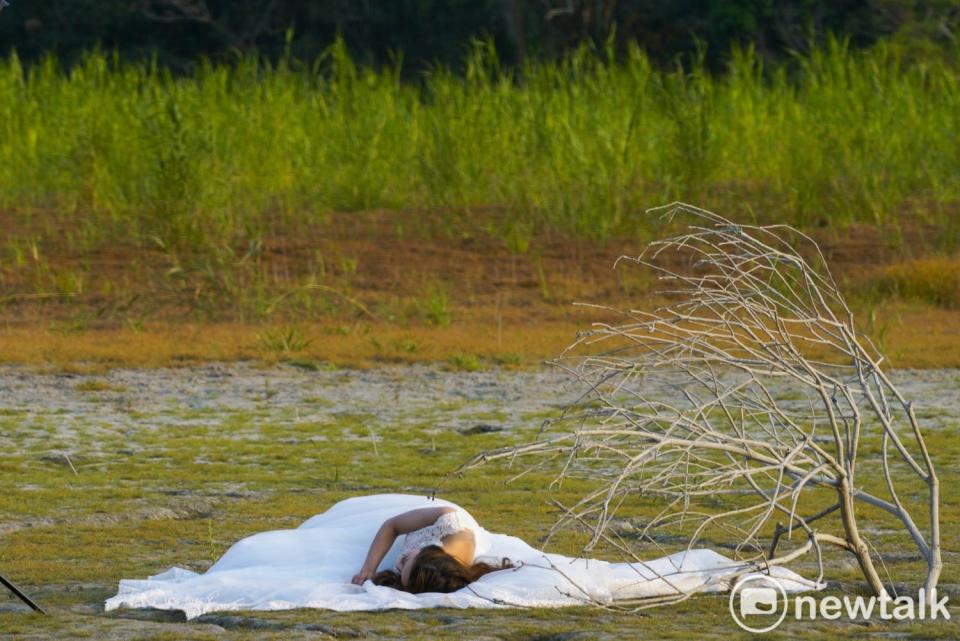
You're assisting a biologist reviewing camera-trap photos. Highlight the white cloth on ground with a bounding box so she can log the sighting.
[104,493,820,620]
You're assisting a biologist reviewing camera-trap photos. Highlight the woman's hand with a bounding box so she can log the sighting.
[351,567,373,585]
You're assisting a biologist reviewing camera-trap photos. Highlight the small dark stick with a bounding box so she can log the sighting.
[0,573,45,614]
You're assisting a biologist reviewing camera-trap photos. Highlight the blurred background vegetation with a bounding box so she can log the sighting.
[1,1,957,72]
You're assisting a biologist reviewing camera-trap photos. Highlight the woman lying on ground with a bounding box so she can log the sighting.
[351,505,513,593]
[105,493,819,619]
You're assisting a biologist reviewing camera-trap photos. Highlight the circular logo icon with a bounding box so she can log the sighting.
[729,573,788,633]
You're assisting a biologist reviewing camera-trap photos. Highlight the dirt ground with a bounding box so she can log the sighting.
[1,210,959,370]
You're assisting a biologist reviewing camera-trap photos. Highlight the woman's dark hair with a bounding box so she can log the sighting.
[372,545,513,593]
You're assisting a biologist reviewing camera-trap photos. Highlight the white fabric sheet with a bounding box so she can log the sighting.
[105,493,819,619]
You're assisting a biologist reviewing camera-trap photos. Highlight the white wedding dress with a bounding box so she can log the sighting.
[105,494,818,619]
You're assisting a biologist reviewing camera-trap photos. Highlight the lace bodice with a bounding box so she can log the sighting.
[394,511,471,571]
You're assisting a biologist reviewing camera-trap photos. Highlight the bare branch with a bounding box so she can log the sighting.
[463,202,942,605]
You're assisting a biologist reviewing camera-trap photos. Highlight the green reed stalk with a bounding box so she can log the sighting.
[0,37,957,256]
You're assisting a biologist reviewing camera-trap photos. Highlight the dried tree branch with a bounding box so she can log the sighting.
[460,202,942,605]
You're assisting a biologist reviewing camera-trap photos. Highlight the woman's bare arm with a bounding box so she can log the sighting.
[350,506,455,584]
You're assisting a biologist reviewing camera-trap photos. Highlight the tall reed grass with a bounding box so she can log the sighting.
[1,38,958,258]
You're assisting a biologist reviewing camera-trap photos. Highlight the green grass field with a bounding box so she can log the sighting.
[2,37,959,253]
[2,37,959,329]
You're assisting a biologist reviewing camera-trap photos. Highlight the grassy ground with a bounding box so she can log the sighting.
[0,365,956,640]
[2,207,960,370]
[2,300,960,371]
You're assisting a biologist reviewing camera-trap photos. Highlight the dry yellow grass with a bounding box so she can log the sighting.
[0,320,578,370]
[869,254,960,308]
[1,301,957,370]
[3,206,958,372]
